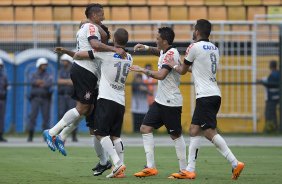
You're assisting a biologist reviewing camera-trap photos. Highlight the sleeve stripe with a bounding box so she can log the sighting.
[184,59,193,65]
[88,36,98,41]
[88,50,95,59]
[162,64,172,71]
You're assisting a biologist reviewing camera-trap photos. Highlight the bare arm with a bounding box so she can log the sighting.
[133,43,160,56]
[89,39,126,58]
[73,50,91,60]
[164,56,191,75]
[54,47,76,57]
[129,65,170,80]
[173,63,191,75]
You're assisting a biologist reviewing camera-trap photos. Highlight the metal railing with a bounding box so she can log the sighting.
[0,19,281,133]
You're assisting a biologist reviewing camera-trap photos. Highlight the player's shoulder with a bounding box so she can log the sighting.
[186,42,197,52]
[163,47,179,55]
[169,47,180,53]
[81,23,98,30]
[80,22,90,29]
[198,41,218,51]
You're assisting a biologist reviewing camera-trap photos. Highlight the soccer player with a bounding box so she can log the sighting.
[74,28,131,178]
[130,27,187,178]
[54,24,112,176]
[166,19,245,180]
[43,3,125,158]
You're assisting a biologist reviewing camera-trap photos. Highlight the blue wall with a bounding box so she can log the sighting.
[1,49,88,133]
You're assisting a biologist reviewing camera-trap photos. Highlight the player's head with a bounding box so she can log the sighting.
[156,27,175,50]
[113,28,128,47]
[193,19,212,41]
[85,3,104,24]
[269,60,277,70]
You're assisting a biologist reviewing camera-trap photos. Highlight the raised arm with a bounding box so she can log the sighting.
[54,47,76,57]
[73,50,91,60]
[87,23,126,57]
[133,43,160,56]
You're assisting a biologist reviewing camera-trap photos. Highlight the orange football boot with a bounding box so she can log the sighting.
[169,170,196,179]
[232,161,245,180]
[113,170,126,178]
[134,167,158,177]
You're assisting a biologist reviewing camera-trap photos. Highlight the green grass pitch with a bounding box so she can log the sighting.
[0,146,281,184]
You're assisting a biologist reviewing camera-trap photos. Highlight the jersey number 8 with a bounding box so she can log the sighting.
[210,52,217,74]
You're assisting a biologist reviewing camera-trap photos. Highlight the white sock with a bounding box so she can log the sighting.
[173,135,187,170]
[212,134,238,168]
[49,108,80,136]
[93,136,108,165]
[142,133,155,168]
[59,116,84,141]
[113,138,124,164]
[100,136,120,167]
[187,136,201,172]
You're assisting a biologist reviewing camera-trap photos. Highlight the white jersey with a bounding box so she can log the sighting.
[74,23,101,77]
[155,47,183,107]
[184,40,221,99]
[92,51,133,106]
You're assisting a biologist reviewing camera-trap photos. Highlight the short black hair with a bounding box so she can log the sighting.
[158,27,175,45]
[114,28,128,46]
[85,3,103,18]
[195,19,212,38]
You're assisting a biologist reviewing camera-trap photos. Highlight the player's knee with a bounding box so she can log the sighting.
[170,133,181,140]
[140,125,152,134]
[76,104,91,115]
[189,128,199,137]
[189,124,201,136]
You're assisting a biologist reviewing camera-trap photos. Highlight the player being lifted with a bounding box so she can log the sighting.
[74,28,131,178]
[43,3,125,161]
[53,23,113,176]
[166,19,245,180]
[130,27,187,178]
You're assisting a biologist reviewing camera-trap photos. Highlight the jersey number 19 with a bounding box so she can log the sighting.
[114,62,130,84]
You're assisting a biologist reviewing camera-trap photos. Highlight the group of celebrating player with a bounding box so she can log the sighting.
[42,3,244,180]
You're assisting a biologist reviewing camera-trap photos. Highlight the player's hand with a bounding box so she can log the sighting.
[129,65,144,73]
[54,47,65,54]
[133,44,146,52]
[115,47,127,58]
